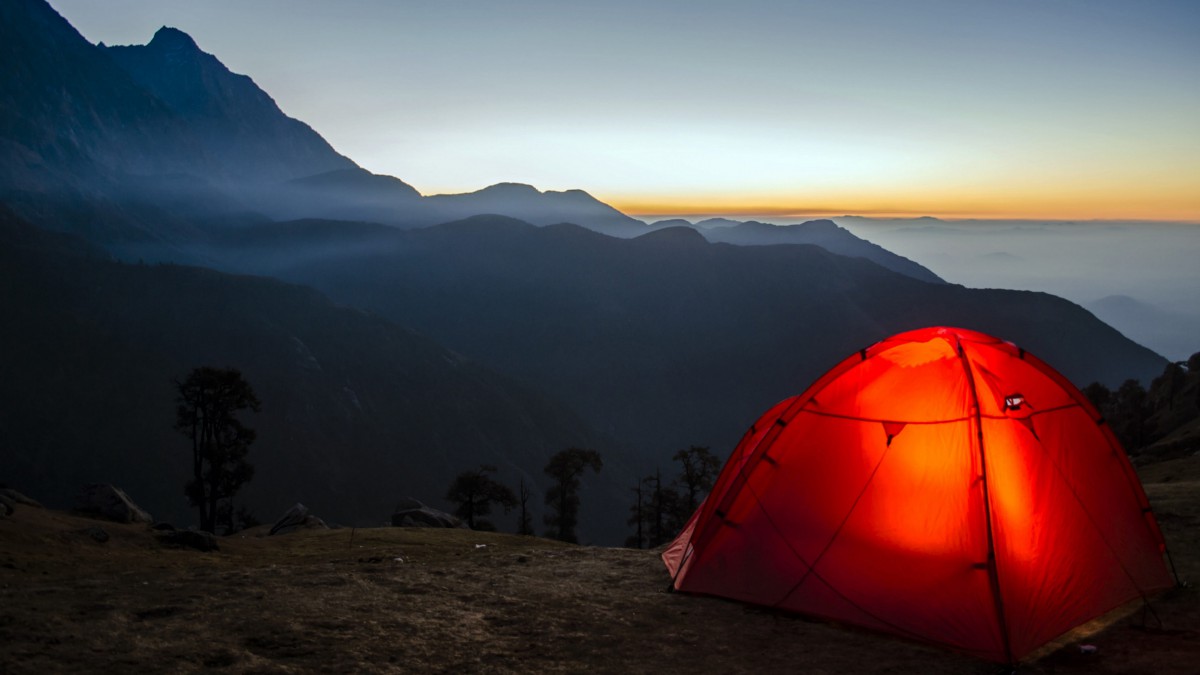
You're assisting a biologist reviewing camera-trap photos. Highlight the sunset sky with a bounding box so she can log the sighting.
[49,0,1200,221]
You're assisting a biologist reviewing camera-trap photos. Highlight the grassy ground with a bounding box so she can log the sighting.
[2,456,1197,674]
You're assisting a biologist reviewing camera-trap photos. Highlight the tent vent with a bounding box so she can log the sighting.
[1003,394,1026,411]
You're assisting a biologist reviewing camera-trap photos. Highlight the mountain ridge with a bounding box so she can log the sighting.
[1,1,946,286]
[0,205,629,541]
[202,214,1166,455]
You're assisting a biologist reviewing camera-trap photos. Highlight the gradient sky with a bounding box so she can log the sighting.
[48,0,1200,221]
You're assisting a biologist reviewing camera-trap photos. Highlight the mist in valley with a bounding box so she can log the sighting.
[831,217,1200,361]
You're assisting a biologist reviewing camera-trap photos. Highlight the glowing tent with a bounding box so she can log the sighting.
[663,326,1174,663]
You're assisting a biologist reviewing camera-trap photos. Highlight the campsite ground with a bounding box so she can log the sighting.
[2,455,1197,674]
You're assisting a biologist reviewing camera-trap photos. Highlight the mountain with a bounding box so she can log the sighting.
[0,1,648,238]
[420,183,649,236]
[202,214,1167,457]
[0,0,958,270]
[0,2,354,197]
[256,167,425,226]
[694,218,742,229]
[647,218,694,229]
[1087,295,1200,362]
[0,0,189,195]
[0,206,630,542]
[700,219,943,283]
[0,0,357,253]
[101,26,358,186]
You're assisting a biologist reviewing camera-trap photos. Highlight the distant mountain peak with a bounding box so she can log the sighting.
[478,182,541,196]
[695,218,743,230]
[547,188,599,202]
[634,226,707,246]
[147,26,200,53]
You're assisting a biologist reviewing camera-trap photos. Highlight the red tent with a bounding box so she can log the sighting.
[663,326,1174,663]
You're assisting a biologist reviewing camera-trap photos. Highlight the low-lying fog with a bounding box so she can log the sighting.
[832,218,1200,362]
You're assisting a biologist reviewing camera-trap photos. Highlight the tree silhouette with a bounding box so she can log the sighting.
[1112,378,1152,450]
[516,478,535,536]
[543,448,602,543]
[628,446,723,547]
[1082,381,1112,413]
[672,445,720,518]
[175,367,260,533]
[1150,362,1187,413]
[625,478,646,548]
[445,465,517,530]
[644,469,682,547]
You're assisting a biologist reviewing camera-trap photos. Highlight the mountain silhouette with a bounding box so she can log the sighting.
[1087,295,1200,362]
[700,219,943,283]
[0,206,630,541]
[0,0,950,282]
[421,183,647,237]
[204,214,1166,455]
[102,26,357,185]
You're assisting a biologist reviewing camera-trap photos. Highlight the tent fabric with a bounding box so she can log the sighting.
[663,326,1174,663]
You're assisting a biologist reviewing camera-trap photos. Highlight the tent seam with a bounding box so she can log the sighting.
[772,442,896,607]
[957,338,1016,664]
[1018,410,1161,597]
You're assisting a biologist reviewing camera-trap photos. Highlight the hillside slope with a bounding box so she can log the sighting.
[0,208,625,540]
[206,216,1167,456]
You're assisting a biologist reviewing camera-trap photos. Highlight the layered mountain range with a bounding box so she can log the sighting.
[0,0,1167,542]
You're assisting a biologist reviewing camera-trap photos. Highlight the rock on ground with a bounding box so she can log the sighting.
[391,497,466,528]
[74,484,153,523]
[157,529,220,552]
[269,503,328,536]
[0,488,43,508]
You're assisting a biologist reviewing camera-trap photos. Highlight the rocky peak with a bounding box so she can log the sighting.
[146,26,200,53]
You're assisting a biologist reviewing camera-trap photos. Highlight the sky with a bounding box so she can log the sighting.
[49,0,1200,221]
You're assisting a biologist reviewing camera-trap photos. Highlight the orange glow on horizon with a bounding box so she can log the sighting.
[605,195,1200,223]
[602,171,1200,222]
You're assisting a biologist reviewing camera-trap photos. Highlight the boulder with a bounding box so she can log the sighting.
[268,503,328,536]
[0,488,42,508]
[0,493,14,516]
[74,484,153,523]
[157,529,219,552]
[391,498,466,528]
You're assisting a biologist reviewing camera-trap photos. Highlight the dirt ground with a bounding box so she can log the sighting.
[2,456,1197,674]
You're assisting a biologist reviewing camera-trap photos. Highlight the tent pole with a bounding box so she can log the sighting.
[957,340,1016,666]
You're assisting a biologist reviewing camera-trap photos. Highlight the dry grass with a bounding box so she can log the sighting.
[2,457,1197,674]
